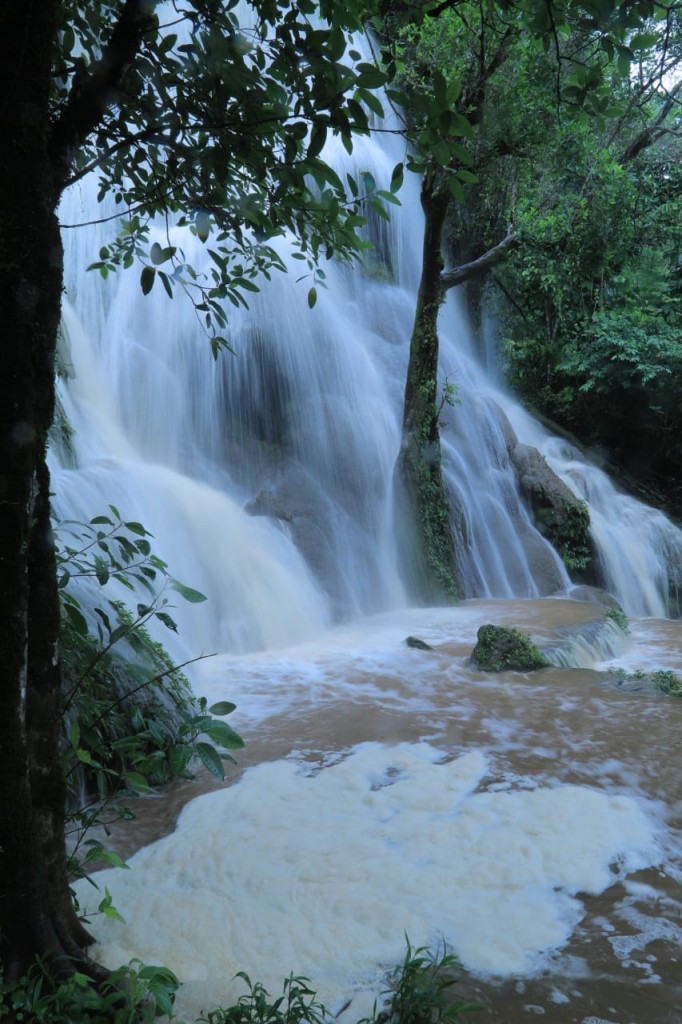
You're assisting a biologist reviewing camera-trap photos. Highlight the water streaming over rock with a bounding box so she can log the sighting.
[56,124,682,650]
[56,96,682,1024]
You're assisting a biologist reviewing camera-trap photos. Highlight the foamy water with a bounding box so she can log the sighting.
[74,601,682,1023]
[75,742,659,1021]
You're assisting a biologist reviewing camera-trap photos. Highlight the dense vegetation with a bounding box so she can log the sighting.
[399,2,682,512]
[1,0,681,1018]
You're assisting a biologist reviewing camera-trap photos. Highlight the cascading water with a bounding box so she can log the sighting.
[56,116,682,651]
[58,54,682,1024]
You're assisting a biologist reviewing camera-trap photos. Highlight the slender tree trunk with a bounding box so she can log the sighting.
[0,0,96,981]
[395,169,459,601]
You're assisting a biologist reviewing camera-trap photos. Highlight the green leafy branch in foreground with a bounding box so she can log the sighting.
[55,508,244,881]
[368,939,481,1024]
[0,957,180,1023]
[0,931,481,1023]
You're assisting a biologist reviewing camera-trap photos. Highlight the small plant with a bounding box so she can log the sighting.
[198,972,329,1024]
[55,508,244,881]
[0,957,180,1023]
[651,670,682,696]
[604,605,630,633]
[608,666,682,695]
[371,939,480,1024]
[436,376,461,428]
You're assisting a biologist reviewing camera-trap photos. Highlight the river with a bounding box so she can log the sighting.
[73,599,682,1024]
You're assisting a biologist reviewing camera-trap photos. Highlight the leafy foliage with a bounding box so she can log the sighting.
[492,49,682,503]
[0,939,478,1024]
[54,0,402,352]
[651,670,682,696]
[0,957,180,1023]
[198,972,329,1024]
[56,509,243,881]
[369,939,480,1024]
[604,605,630,633]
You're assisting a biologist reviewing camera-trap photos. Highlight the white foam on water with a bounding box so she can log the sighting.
[75,742,660,1021]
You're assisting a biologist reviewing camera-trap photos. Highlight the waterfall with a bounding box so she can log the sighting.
[55,129,682,656]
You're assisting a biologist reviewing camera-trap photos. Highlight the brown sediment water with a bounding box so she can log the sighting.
[83,599,682,1024]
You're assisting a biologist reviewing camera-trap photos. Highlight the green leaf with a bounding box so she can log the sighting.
[169,743,194,777]
[99,888,126,923]
[155,611,178,632]
[64,602,89,636]
[196,741,225,780]
[124,520,149,537]
[125,771,152,792]
[92,849,129,870]
[355,62,386,89]
[209,700,237,715]
[94,556,109,586]
[203,719,244,749]
[141,266,156,295]
[170,578,207,603]
[307,286,318,309]
[376,190,400,206]
[159,271,173,299]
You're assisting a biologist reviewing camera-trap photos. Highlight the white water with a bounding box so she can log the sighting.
[72,599,682,1022]
[57,139,682,647]
[74,740,659,1018]
[56,54,682,1024]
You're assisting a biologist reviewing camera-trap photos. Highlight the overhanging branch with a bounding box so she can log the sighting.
[618,78,682,164]
[49,0,155,190]
[440,226,517,290]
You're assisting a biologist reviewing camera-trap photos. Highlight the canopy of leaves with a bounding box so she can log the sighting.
[53,0,398,345]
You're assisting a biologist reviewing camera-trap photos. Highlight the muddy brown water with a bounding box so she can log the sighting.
[90,600,682,1024]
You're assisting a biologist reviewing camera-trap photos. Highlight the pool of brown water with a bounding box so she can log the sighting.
[88,599,682,1024]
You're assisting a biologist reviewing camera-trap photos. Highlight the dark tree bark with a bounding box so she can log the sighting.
[396,165,518,601]
[0,0,67,978]
[395,169,459,601]
[0,0,146,986]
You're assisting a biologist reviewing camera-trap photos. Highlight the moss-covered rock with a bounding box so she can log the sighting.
[470,623,548,672]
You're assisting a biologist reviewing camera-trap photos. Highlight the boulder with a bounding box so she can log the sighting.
[470,623,548,672]
[405,636,434,650]
[511,443,594,581]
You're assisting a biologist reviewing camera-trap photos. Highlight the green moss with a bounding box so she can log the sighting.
[604,604,629,633]
[404,435,459,601]
[651,670,682,696]
[608,666,682,696]
[471,624,548,672]
[537,496,592,573]
[49,392,76,465]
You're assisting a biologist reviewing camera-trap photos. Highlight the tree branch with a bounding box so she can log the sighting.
[441,226,517,290]
[49,0,156,190]
[618,78,682,164]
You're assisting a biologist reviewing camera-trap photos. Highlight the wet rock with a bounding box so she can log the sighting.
[567,584,621,609]
[405,636,433,650]
[510,443,595,582]
[244,468,348,615]
[470,624,548,672]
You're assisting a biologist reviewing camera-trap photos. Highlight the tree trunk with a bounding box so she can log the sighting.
[395,169,459,602]
[0,0,96,981]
